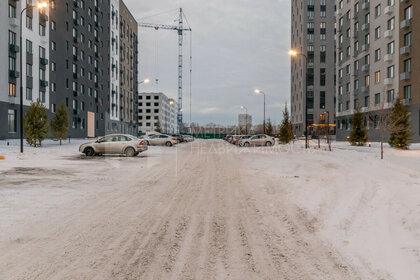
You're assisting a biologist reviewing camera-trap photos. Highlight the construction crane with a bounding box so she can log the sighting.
[139,8,192,133]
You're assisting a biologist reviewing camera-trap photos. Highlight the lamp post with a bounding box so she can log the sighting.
[240,105,248,134]
[19,1,48,153]
[289,49,309,149]
[253,89,266,134]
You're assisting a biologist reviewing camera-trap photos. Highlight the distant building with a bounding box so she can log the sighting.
[290,0,336,137]
[138,92,178,134]
[238,114,252,133]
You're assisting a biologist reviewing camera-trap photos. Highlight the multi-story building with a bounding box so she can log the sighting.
[117,0,138,136]
[138,92,178,134]
[399,0,419,142]
[49,0,112,138]
[336,0,419,142]
[1,0,50,139]
[290,0,336,137]
[1,0,139,140]
[238,114,252,133]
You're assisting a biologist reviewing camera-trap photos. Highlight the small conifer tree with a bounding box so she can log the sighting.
[279,104,294,144]
[349,108,368,146]
[50,103,69,145]
[24,100,49,147]
[389,98,412,149]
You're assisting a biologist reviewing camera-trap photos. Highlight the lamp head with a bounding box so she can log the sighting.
[143,78,150,84]
[36,1,49,9]
[289,50,298,57]
[254,89,261,94]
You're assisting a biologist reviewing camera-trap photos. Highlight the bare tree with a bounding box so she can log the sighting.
[367,90,409,159]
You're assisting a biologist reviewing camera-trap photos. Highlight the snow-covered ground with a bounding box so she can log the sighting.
[0,139,419,279]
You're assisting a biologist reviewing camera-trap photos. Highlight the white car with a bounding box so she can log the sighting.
[239,134,275,147]
[141,134,178,146]
[79,134,148,157]
[183,135,195,142]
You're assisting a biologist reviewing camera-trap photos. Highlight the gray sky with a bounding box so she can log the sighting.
[125,0,291,126]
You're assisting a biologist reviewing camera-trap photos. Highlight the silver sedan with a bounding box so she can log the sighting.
[79,134,148,157]
[239,134,275,147]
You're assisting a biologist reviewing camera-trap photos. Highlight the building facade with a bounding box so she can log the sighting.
[138,92,178,134]
[290,0,336,137]
[399,0,420,142]
[116,0,138,136]
[336,0,419,142]
[1,0,139,140]
[1,0,50,139]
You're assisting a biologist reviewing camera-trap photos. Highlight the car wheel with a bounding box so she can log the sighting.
[166,141,173,147]
[145,140,150,146]
[244,142,250,147]
[125,147,135,157]
[265,141,272,146]
[84,147,95,156]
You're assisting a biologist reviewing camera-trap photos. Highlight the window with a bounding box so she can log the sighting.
[320,91,325,109]
[320,68,326,86]
[404,6,412,20]
[387,90,394,103]
[375,71,380,84]
[9,30,16,45]
[26,15,32,30]
[404,59,412,73]
[26,64,32,77]
[375,49,381,62]
[8,83,16,97]
[39,91,45,103]
[9,4,16,18]
[387,41,394,54]
[8,110,16,133]
[364,96,370,107]
[26,39,33,54]
[375,26,381,40]
[9,56,16,71]
[404,32,412,47]
[28,88,37,103]
[375,4,381,17]
[404,85,412,99]
[387,18,395,31]
[387,65,394,79]
[375,93,381,105]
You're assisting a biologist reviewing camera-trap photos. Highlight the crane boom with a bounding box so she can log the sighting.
[139,8,191,134]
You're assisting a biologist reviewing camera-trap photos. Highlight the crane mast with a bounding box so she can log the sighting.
[139,8,192,134]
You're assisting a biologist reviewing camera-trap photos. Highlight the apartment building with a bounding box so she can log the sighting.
[399,0,420,142]
[290,0,336,137]
[1,0,50,139]
[138,92,178,134]
[117,0,138,136]
[336,0,419,142]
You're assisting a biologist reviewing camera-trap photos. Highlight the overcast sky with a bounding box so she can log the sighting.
[125,0,291,126]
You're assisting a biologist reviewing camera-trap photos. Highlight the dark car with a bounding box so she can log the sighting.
[171,134,185,143]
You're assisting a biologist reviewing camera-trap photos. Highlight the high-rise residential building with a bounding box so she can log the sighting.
[138,92,178,134]
[399,0,419,141]
[335,0,419,142]
[117,0,138,136]
[238,114,252,133]
[49,0,111,138]
[290,0,336,138]
[0,0,139,140]
[1,0,50,139]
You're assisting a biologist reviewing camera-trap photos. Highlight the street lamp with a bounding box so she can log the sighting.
[253,89,266,134]
[19,1,49,153]
[289,49,309,149]
[139,78,150,85]
[240,105,249,135]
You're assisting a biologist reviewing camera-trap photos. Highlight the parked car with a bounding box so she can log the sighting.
[229,135,241,144]
[235,135,251,145]
[183,135,194,142]
[79,134,148,157]
[142,134,178,146]
[239,134,275,147]
[171,134,185,143]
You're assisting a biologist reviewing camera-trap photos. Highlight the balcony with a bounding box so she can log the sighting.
[384,30,393,38]
[9,44,20,53]
[352,12,359,19]
[352,70,359,76]
[384,6,394,15]
[362,23,370,31]
[9,70,20,78]
[384,78,393,86]
[39,13,48,22]
[400,72,410,81]
[40,80,48,87]
[400,19,411,29]
[384,54,393,62]
[361,86,369,94]
[361,64,369,73]
[352,31,358,38]
[9,17,19,27]
[401,98,410,106]
[400,46,410,55]
[362,2,370,10]
[40,58,49,65]
[361,43,369,52]
[336,9,343,16]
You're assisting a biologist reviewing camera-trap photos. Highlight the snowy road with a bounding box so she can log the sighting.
[0,140,419,279]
